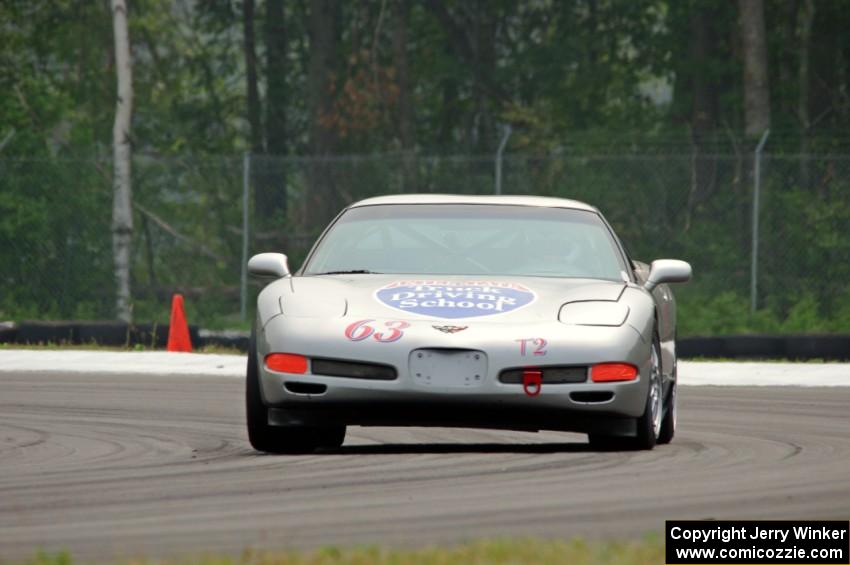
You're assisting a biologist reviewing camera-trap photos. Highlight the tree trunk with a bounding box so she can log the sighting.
[307,0,337,156]
[738,0,771,137]
[259,0,288,235]
[243,0,262,153]
[684,2,719,223]
[306,0,338,230]
[777,0,799,116]
[471,0,496,152]
[690,5,717,139]
[798,0,815,188]
[393,0,415,191]
[393,1,413,151]
[111,0,133,322]
[265,0,287,157]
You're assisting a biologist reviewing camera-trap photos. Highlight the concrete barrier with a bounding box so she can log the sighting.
[5,321,199,349]
[679,334,850,361]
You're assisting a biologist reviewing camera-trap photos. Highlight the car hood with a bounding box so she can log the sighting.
[281,274,625,323]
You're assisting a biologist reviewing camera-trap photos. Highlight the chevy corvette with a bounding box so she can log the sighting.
[246,195,691,452]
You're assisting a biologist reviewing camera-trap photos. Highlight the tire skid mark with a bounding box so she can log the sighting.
[1,375,849,561]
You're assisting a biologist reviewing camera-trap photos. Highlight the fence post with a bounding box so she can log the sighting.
[494,124,512,195]
[240,152,250,322]
[750,129,770,313]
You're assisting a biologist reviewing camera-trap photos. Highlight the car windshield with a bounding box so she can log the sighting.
[303,204,627,280]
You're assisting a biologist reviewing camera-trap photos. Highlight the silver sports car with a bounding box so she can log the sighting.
[247,195,691,453]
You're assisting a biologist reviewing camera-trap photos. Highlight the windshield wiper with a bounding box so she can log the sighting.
[313,269,380,275]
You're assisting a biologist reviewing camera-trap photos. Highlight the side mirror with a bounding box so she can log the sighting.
[248,253,290,278]
[644,259,691,292]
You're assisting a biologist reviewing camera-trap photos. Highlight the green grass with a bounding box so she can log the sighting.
[16,537,665,565]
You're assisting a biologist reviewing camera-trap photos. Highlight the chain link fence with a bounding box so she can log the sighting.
[2,152,849,335]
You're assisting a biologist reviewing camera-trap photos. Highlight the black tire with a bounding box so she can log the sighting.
[246,329,346,454]
[657,333,679,445]
[657,380,677,445]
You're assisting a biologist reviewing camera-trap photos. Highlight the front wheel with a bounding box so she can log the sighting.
[657,380,677,445]
[588,332,663,451]
[631,332,663,450]
[246,329,345,454]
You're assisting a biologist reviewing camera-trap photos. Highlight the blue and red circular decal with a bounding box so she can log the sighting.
[375,280,536,319]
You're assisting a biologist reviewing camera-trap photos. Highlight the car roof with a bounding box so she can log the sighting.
[348,194,597,212]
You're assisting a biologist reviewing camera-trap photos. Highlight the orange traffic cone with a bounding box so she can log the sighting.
[166,293,193,352]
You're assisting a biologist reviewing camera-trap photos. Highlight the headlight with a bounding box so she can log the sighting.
[558,301,629,326]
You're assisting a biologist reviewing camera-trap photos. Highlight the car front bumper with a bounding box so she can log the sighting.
[256,314,653,432]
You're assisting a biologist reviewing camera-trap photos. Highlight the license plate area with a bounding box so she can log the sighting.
[409,349,488,388]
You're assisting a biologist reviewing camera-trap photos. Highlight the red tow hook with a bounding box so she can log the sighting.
[522,369,542,397]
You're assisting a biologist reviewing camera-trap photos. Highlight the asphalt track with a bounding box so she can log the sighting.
[1,372,849,561]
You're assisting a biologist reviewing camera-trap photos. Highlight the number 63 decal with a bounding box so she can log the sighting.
[345,319,410,343]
